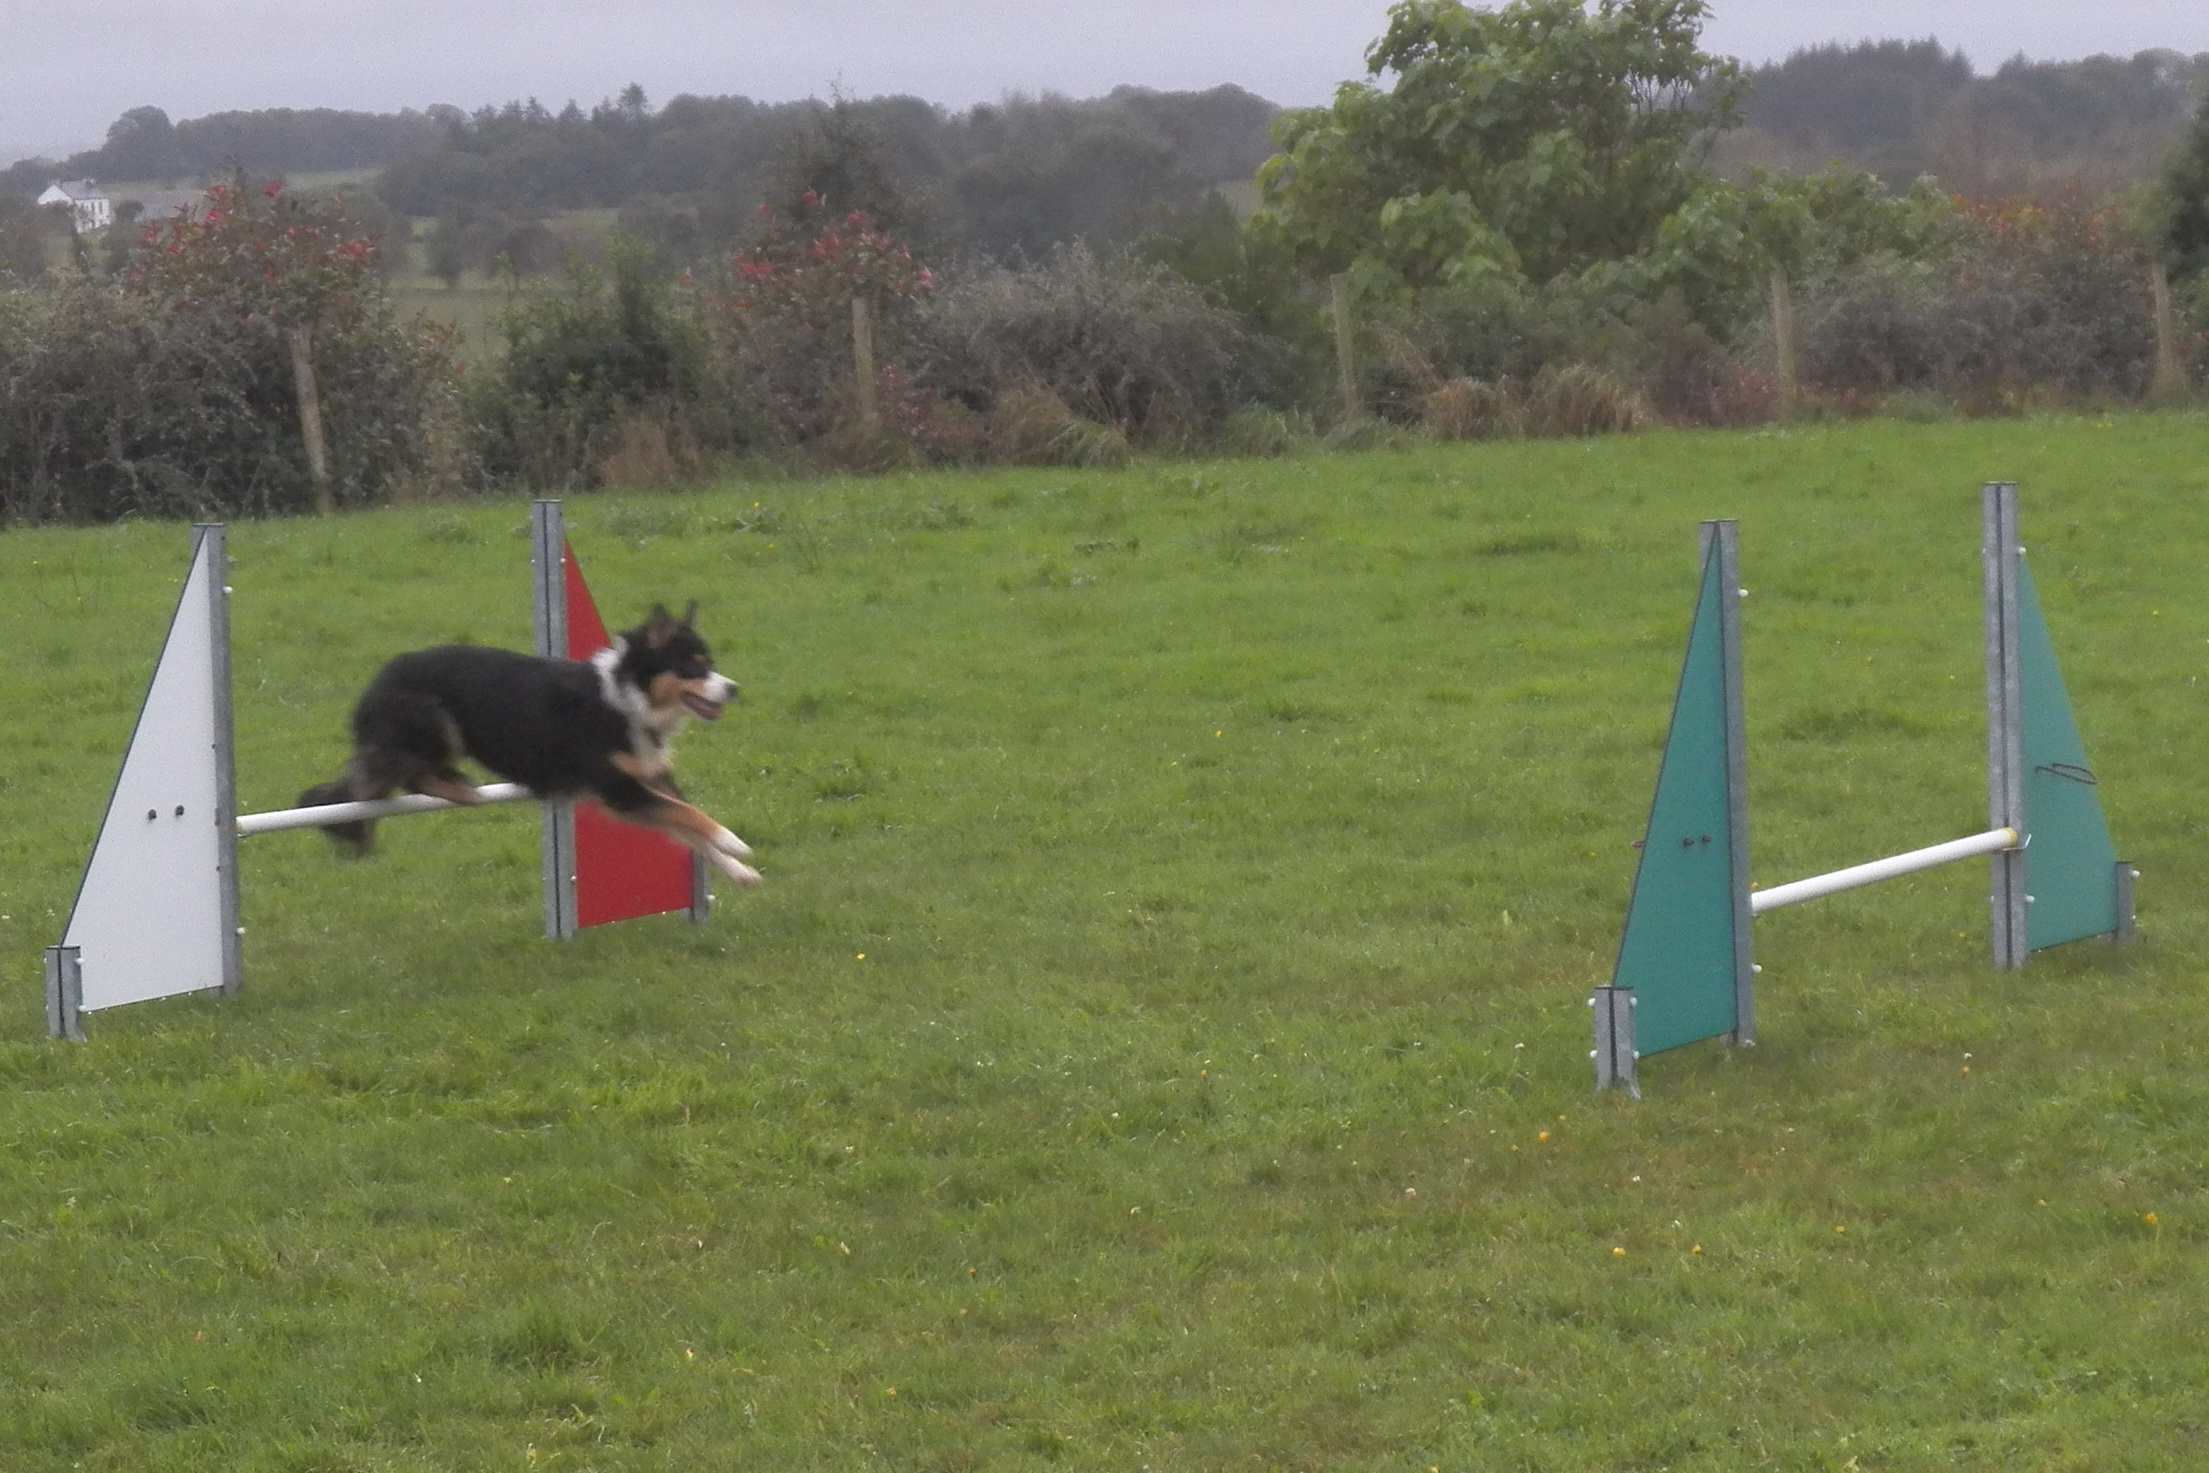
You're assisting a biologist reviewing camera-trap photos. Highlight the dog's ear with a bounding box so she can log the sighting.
[679,600,699,628]
[644,604,677,649]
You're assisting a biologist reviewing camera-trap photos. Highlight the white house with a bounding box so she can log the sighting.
[36,180,113,233]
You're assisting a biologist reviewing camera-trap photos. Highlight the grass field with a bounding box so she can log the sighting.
[2,415,2206,1470]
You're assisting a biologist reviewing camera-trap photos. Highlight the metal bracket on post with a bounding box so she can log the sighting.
[1984,483,2029,971]
[44,946,83,1042]
[531,500,579,941]
[1591,987,1640,1098]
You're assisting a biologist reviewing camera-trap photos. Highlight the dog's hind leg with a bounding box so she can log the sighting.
[297,760,388,856]
[410,768,487,807]
[324,688,488,839]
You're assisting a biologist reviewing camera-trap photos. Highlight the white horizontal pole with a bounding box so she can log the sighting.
[236,783,534,837]
[1750,827,2019,915]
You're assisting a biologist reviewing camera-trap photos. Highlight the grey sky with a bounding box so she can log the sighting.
[4,0,2206,164]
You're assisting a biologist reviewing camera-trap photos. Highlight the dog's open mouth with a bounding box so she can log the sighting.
[682,692,724,721]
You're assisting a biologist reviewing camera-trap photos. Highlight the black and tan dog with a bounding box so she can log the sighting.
[298,604,759,886]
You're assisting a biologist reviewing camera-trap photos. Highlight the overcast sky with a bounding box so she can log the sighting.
[4,0,2206,163]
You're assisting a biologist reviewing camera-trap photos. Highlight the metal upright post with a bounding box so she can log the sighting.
[1984,483,2029,970]
[531,500,579,940]
[202,525,244,996]
[1708,519,1755,1046]
[690,856,712,923]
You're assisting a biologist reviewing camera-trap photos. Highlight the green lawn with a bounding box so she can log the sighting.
[2,415,2206,1469]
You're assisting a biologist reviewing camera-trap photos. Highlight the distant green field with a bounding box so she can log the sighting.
[2,416,2206,1469]
[389,276,509,357]
[387,209,620,352]
[91,169,383,199]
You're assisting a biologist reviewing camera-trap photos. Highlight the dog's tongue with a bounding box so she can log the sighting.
[683,693,724,721]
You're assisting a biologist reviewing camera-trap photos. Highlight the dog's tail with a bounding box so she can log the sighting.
[297,773,376,857]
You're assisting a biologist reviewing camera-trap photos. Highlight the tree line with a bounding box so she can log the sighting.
[381,84,1281,272]
[14,43,2208,206]
[1727,40,2208,196]
[8,36,2205,271]
[3,0,2208,528]
[0,105,458,197]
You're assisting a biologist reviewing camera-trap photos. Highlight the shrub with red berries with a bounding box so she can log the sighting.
[701,195,933,440]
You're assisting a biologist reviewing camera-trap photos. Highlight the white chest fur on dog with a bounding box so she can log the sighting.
[592,643,677,779]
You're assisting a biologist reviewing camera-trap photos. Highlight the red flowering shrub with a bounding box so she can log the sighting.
[700,196,933,440]
[128,178,384,333]
[0,177,456,523]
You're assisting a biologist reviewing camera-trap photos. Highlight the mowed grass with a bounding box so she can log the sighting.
[1,415,2206,1470]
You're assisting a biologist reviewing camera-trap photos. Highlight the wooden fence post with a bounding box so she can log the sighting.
[288,326,333,515]
[1330,273,1360,421]
[1770,270,1799,416]
[852,295,879,426]
[2150,261,2186,404]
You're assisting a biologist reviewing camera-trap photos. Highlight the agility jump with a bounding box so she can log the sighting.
[1594,483,2133,1096]
[44,501,711,1040]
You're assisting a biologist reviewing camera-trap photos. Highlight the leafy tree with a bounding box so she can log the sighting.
[1250,0,1742,287]
[1730,40,1973,186]
[1140,192,1330,399]
[953,123,1185,259]
[471,237,719,487]
[2158,89,2209,281]
[100,106,189,180]
[494,237,703,416]
[1649,165,1954,330]
[765,93,931,246]
[425,207,562,286]
[426,214,471,288]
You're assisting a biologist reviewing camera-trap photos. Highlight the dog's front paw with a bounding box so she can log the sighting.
[710,827,753,859]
